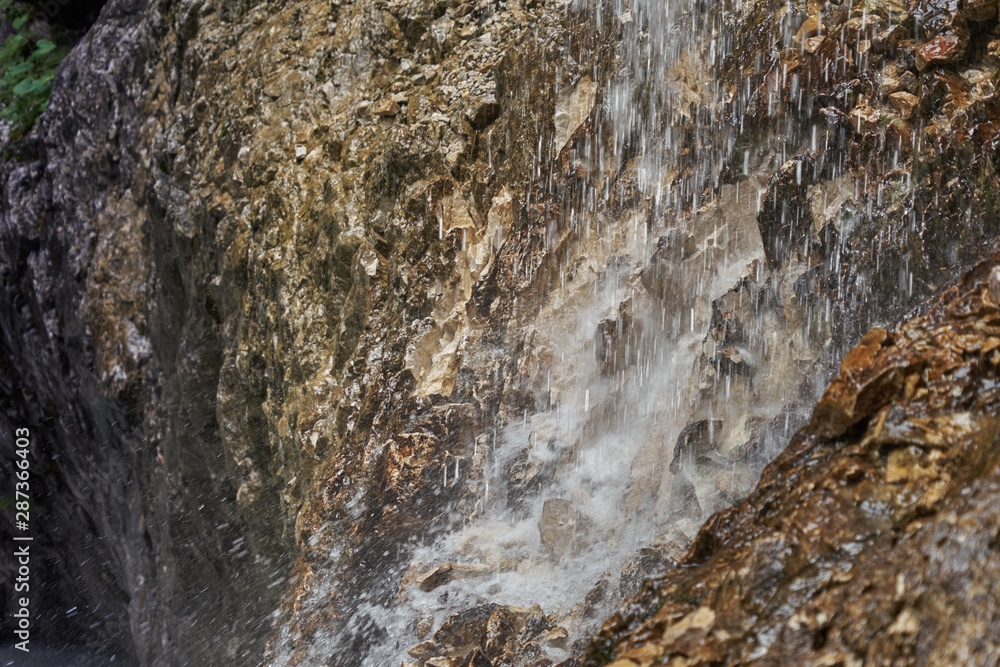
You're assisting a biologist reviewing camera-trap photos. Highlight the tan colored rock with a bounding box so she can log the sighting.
[988,265,1000,306]
[887,608,919,634]
[408,640,440,660]
[374,98,401,116]
[885,447,936,483]
[427,657,463,667]
[849,102,881,133]
[804,35,827,54]
[794,15,826,48]
[880,75,901,96]
[414,562,490,591]
[538,498,589,559]
[542,626,570,649]
[888,91,918,119]
[808,175,855,231]
[623,642,663,665]
[988,40,1000,66]
[553,75,596,150]
[661,607,716,656]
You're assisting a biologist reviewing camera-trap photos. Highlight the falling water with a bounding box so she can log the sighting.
[333,0,839,663]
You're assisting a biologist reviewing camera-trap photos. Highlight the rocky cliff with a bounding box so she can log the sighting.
[1,0,1000,664]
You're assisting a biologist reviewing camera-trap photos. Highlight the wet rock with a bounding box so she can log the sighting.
[415,562,492,591]
[669,420,724,474]
[408,603,562,667]
[639,231,698,297]
[661,607,715,656]
[807,174,855,231]
[912,0,968,44]
[507,443,550,510]
[888,90,918,118]
[584,260,1000,666]
[757,153,822,269]
[966,0,997,21]
[595,311,638,375]
[873,24,910,53]
[915,34,966,70]
[849,100,881,133]
[988,39,1000,66]
[375,98,402,117]
[465,95,501,130]
[553,75,597,151]
[8,0,1000,659]
[539,498,590,559]
[807,327,896,437]
[458,651,494,667]
[542,626,570,649]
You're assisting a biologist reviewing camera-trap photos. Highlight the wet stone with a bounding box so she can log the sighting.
[584,261,1000,667]
[661,607,716,656]
[538,498,590,559]
[888,91,918,119]
[669,420,725,474]
[915,35,966,70]
[415,562,491,591]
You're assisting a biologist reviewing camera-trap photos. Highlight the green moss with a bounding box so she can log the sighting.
[0,0,70,140]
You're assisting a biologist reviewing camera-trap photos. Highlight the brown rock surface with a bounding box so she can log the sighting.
[3,0,1000,661]
[584,259,1000,666]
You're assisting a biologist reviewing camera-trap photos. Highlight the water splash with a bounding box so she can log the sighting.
[341,0,837,662]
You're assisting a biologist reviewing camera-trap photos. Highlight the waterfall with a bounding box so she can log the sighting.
[333,0,831,663]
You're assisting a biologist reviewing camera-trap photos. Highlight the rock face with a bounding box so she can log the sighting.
[2,0,613,663]
[2,0,1000,663]
[584,259,1000,667]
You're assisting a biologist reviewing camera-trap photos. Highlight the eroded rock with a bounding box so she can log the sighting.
[584,259,1000,666]
[407,604,566,667]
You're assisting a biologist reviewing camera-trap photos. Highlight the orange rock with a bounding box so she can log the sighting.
[841,328,888,373]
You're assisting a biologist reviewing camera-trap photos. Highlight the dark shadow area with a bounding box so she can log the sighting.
[22,0,107,35]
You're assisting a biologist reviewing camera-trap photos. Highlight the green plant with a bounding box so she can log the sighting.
[0,0,69,138]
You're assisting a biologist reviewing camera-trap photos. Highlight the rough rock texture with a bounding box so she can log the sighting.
[1,1,294,662]
[2,0,1000,663]
[584,259,1000,667]
[2,0,614,663]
